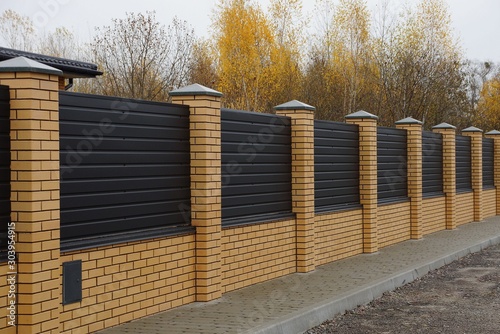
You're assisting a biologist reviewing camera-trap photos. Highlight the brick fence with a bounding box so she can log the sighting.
[0,58,499,333]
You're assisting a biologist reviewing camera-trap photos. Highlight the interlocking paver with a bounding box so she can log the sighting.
[98,217,500,334]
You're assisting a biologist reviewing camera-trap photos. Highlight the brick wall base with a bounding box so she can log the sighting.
[59,234,196,333]
[483,189,496,218]
[422,196,447,235]
[378,202,411,248]
[315,209,363,265]
[456,192,475,226]
[221,219,296,293]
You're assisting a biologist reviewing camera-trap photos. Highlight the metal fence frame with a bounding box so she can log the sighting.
[59,92,192,250]
[314,120,360,212]
[221,108,293,226]
[377,126,408,203]
[456,135,472,192]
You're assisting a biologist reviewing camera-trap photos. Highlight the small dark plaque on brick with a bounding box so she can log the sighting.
[62,260,82,305]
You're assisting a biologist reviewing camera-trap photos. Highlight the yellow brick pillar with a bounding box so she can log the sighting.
[395,117,423,239]
[433,123,456,229]
[275,100,316,273]
[345,111,379,253]
[485,130,500,214]
[170,84,222,301]
[462,126,483,221]
[0,57,61,333]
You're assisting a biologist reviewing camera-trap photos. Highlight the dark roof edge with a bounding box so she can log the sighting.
[0,47,102,78]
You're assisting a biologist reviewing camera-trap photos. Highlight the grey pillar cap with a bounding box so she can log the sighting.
[345,110,378,120]
[395,117,423,125]
[485,130,500,135]
[169,83,222,97]
[274,100,315,111]
[432,122,456,130]
[462,126,483,133]
[0,56,62,75]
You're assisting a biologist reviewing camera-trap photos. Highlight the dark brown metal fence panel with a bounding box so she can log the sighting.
[60,92,192,249]
[221,108,292,226]
[422,131,443,196]
[377,127,408,203]
[314,120,360,212]
[456,135,472,192]
[483,137,494,188]
[0,85,10,252]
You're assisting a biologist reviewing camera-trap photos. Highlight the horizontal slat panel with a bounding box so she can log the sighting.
[60,138,190,152]
[61,188,190,209]
[377,127,407,202]
[314,169,359,177]
[0,85,9,251]
[223,163,290,173]
[221,133,290,145]
[456,135,472,191]
[221,153,291,164]
[222,108,290,125]
[315,195,360,207]
[61,176,189,194]
[221,109,292,224]
[223,192,292,207]
[315,155,359,164]
[61,212,187,239]
[60,123,188,140]
[316,187,361,197]
[62,200,188,224]
[60,92,188,116]
[60,91,190,241]
[222,183,291,196]
[60,106,188,127]
[60,151,189,165]
[315,179,359,189]
[61,164,188,179]
[314,120,360,211]
[221,173,290,185]
[222,202,292,220]
[422,131,443,195]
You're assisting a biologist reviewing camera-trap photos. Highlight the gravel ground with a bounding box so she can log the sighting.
[305,243,500,334]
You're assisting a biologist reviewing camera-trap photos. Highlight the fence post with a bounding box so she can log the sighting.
[275,100,316,273]
[169,84,223,302]
[345,111,379,253]
[462,127,483,221]
[395,117,423,239]
[432,123,456,229]
[0,57,61,333]
[485,130,500,214]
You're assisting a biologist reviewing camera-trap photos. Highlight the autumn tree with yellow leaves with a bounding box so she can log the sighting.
[476,71,500,131]
[376,0,465,127]
[213,0,275,111]
[304,0,374,119]
[211,0,305,112]
[1,1,497,129]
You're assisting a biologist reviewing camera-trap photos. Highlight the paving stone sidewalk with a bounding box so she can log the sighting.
[98,217,500,334]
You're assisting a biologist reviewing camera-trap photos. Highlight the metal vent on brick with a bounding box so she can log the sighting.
[483,137,494,189]
[221,109,292,226]
[314,120,360,212]
[456,135,472,192]
[422,131,443,196]
[377,127,408,203]
[59,92,192,250]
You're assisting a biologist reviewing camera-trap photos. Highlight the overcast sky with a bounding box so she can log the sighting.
[1,0,499,62]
